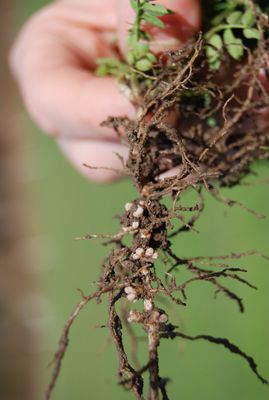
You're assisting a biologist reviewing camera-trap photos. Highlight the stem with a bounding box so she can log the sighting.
[134,0,143,42]
[204,23,246,39]
[148,324,160,400]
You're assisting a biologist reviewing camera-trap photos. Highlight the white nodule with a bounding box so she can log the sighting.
[124,286,137,302]
[133,206,144,218]
[132,221,139,229]
[127,310,140,323]
[127,310,136,322]
[159,314,168,323]
[124,286,135,295]
[125,202,133,212]
[127,293,137,302]
[145,247,154,257]
[135,247,144,256]
[144,299,153,312]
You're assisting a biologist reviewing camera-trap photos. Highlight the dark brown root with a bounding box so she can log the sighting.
[45,284,125,400]
[161,330,268,385]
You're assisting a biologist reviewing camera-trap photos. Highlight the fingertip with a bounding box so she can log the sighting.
[73,75,136,140]
[57,138,129,183]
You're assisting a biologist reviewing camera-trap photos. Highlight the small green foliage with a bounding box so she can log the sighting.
[227,10,243,24]
[241,8,256,26]
[203,92,212,108]
[127,0,172,72]
[97,1,266,85]
[209,33,223,50]
[205,33,223,70]
[223,28,244,59]
[204,0,263,70]
[207,117,217,127]
[96,0,172,88]
[96,58,130,78]
[243,28,260,39]
[135,58,153,72]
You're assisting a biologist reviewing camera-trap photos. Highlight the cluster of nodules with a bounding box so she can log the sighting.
[121,198,169,246]
[118,199,171,326]
[128,305,168,325]
[124,287,168,327]
[122,201,145,231]
[120,198,169,275]
[123,283,169,327]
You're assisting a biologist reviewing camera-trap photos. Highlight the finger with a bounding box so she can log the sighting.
[10,0,135,141]
[57,138,129,183]
[118,0,201,55]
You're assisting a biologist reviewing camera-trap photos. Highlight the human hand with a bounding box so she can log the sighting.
[10,0,201,182]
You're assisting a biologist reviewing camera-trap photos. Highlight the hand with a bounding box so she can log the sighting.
[10,0,201,182]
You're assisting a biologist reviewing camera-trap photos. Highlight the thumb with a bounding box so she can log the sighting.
[117,0,201,56]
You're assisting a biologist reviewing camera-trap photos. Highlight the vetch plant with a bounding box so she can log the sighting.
[46,1,269,399]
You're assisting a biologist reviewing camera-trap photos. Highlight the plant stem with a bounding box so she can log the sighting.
[148,324,160,400]
[134,0,143,42]
[204,23,246,39]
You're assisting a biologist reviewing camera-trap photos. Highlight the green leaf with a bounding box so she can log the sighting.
[241,9,256,27]
[204,92,212,107]
[96,65,109,77]
[206,46,219,62]
[130,0,138,12]
[142,3,172,17]
[208,34,223,50]
[226,11,242,24]
[143,13,165,28]
[135,58,153,72]
[223,29,244,60]
[207,117,217,127]
[127,32,137,48]
[96,58,129,77]
[126,51,135,65]
[226,42,244,60]
[223,28,235,45]
[243,28,260,39]
[146,52,157,63]
[96,58,119,68]
[205,45,221,70]
[133,42,150,59]
[210,59,221,70]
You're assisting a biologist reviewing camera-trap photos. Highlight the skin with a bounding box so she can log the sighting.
[10,0,201,182]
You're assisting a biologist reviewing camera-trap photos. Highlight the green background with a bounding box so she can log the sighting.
[16,1,269,399]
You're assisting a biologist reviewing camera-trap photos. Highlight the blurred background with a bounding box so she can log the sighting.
[1,1,269,399]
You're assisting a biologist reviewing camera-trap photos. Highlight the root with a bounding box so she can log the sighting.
[45,284,124,400]
[161,330,268,385]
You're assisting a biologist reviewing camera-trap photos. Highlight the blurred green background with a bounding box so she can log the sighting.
[14,1,269,399]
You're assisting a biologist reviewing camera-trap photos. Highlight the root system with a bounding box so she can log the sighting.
[45,6,269,400]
